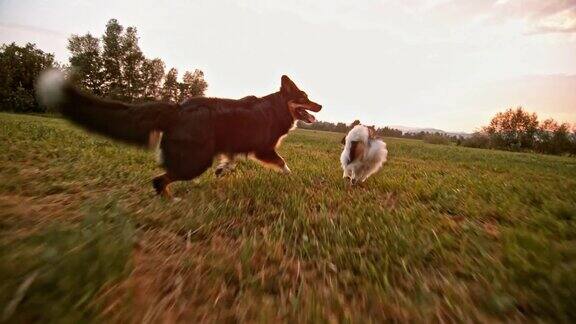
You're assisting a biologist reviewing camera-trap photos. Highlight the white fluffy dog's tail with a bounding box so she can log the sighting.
[362,139,387,179]
[345,124,370,143]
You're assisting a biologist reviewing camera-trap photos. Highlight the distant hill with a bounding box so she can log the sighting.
[388,125,471,138]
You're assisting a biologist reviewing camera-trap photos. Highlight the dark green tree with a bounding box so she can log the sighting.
[535,119,573,154]
[121,27,145,101]
[65,18,208,104]
[178,69,208,101]
[162,68,179,102]
[484,107,539,150]
[101,19,124,98]
[141,58,165,100]
[68,33,103,94]
[0,42,55,112]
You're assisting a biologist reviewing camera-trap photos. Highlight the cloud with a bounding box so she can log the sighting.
[427,0,576,34]
[0,22,66,37]
[528,24,576,35]
[526,7,576,35]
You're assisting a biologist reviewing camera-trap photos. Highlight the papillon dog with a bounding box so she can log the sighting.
[340,125,388,185]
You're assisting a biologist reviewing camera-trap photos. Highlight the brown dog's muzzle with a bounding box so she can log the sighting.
[289,101,322,123]
[306,102,322,112]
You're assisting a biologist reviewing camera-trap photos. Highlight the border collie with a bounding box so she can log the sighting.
[36,71,321,198]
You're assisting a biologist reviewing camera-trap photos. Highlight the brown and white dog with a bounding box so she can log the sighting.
[36,71,321,198]
[340,125,388,185]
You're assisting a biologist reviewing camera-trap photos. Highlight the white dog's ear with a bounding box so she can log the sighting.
[341,136,346,145]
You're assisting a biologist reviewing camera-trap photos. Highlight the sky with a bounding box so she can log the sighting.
[1,0,575,132]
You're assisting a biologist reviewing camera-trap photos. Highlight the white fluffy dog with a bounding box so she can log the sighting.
[340,125,388,184]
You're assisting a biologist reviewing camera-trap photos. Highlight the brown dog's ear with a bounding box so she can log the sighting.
[341,136,346,144]
[281,75,300,94]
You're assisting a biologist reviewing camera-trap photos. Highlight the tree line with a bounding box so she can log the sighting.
[299,108,576,156]
[297,120,459,142]
[298,120,404,138]
[0,19,207,113]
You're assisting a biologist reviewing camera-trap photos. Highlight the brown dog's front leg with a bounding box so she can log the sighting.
[254,150,291,173]
[152,173,173,199]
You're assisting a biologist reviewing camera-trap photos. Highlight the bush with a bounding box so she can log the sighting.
[534,120,573,155]
[423,133,451,145]
[484,107,538,150]
[461,132,491,149]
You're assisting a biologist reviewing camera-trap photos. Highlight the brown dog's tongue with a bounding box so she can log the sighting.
[300,109,316,123]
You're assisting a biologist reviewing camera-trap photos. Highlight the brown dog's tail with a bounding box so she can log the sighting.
[36,69,178,148]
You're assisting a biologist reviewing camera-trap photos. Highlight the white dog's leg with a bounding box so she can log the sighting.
[343,167,352,179]
[348,165,359,185]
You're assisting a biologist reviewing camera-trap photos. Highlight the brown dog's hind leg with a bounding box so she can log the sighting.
[254,150,291,173]
[152,173,173,199]
[156,137,215,199]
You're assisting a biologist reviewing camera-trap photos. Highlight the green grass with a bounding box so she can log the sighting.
[1,112,575,322]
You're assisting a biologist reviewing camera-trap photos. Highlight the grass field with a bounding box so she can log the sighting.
[1,112,575,323]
